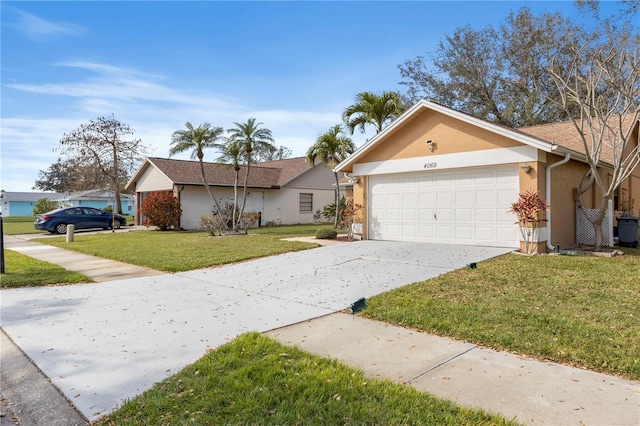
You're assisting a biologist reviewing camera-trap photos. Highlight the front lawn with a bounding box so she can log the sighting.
[0,249,92,288]
[33,224,336,272]
[362,249,640,381]
[95,332,514,426]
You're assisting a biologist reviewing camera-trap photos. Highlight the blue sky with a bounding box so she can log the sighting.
[1,1,607,192]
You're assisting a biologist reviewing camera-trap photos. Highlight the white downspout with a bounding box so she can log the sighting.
[546,153,571,251]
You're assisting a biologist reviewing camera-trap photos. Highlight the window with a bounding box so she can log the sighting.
[299,193,313,212]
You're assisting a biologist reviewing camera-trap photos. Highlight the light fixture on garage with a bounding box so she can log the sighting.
[426,139,435,152]
[521,163,532,174]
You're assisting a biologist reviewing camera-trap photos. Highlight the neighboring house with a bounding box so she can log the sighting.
[0,192,63,216]
[58,190,134,214]
[0,191,134,217]
[335,100,640,251]
[125,157,337,229]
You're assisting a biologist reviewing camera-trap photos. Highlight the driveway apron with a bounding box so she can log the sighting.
[0,241,510,421]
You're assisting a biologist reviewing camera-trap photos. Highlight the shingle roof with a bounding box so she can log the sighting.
[518,114,638,165]
[1,192,64,202]
[145,156,314,188]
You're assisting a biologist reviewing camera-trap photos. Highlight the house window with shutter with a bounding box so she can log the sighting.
[299,193,313,212]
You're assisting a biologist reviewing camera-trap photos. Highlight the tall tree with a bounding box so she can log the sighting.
[169,122,225,214]
[306,125,356,228]
[342,91,404,135]
[217,139,244,231]
[227,118,275,225]
[33,157,119,193]
[543,33,640,251]
[59,115,149,214]
[398,8,585,128]
[254,145,293,162]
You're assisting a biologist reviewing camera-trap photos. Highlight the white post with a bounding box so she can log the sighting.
[66,224,75,242]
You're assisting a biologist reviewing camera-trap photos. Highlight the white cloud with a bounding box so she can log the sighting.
[1,61,359,191]
[8,9,86,41]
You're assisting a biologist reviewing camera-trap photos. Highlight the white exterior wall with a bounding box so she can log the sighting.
[178,185,236,230]
[136,166,173,192]
[267,188,334,225]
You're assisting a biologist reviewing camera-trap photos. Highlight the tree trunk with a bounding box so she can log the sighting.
[198,159,223,214]
[333,171,340,229]
[237,155,251,229]
[591,196,609,252]
[232,167,239,232]
[112,144,123,214]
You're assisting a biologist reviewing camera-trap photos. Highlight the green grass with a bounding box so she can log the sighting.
[2,216,47,235]
[95,332,514,426]
[32,225,337,272]
[362,249,640,381]
[0,249,91,288]
[1,215,135,235]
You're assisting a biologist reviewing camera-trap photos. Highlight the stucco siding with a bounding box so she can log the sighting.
[266,188,334,225]
[177,186,235,229]
[358,109,522,164]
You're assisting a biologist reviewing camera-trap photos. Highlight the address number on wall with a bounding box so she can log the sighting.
[423,162,438,169]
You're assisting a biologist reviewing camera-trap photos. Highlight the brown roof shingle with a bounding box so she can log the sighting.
[146,156,314,188]
[519,114,638,164]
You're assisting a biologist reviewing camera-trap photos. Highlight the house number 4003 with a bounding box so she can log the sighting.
[423,162,437,169]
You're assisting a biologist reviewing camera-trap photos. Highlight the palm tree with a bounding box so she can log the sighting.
[217,139,244,231]
[169,122,225,213]
[306,125,356,228]
[227,118,275,227]
[342,91,404,135]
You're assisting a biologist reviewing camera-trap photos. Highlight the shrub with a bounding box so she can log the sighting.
[508,190,549,254]
[200,214,228,236]
[140,191,182,231]
[32,198,59,215]
[341,200,363,241]
[322,196,348,223]
[315,228,337,240]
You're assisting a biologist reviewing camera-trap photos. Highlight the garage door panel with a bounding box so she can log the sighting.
[475,189,496,204]
[369,165,519,248]
[476,208,495,222]
[455,190,473,204]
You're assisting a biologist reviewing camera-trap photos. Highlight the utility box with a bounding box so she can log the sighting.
[616,216,639,248]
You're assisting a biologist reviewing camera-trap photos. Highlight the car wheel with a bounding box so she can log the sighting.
[55,223,67,234]
[113,220,122,229]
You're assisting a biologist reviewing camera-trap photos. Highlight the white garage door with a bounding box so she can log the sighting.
[368,165,519,247]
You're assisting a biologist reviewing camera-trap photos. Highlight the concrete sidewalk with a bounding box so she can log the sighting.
[2,235,639,425]
[267,313,640,426]
[3,234,162,282]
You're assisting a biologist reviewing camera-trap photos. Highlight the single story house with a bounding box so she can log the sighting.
[335,100,640,251]
[0,191,134,217]
[125,157,338,229]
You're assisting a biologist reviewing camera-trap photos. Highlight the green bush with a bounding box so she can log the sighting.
[32,198,59,215]
[315,228,337,239]
[140,191,182,231]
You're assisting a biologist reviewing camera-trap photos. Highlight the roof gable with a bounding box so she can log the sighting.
[336,100,639,171]
[336,100,557,171]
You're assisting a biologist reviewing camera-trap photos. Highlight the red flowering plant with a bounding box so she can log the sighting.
[508,190,549,254]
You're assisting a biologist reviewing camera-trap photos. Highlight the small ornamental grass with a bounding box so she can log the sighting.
[363,250,640,380]
[95,333,514,426]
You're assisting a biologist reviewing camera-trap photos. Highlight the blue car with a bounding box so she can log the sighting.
[34,207,127,234]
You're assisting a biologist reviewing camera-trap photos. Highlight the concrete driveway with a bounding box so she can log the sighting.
[0,241,511,421]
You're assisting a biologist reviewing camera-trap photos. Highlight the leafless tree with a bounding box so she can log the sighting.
[60,116,150,214]
[545,38,640,250]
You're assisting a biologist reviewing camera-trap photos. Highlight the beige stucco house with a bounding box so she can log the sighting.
[335,100,640,251]
[126,157,337,229]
